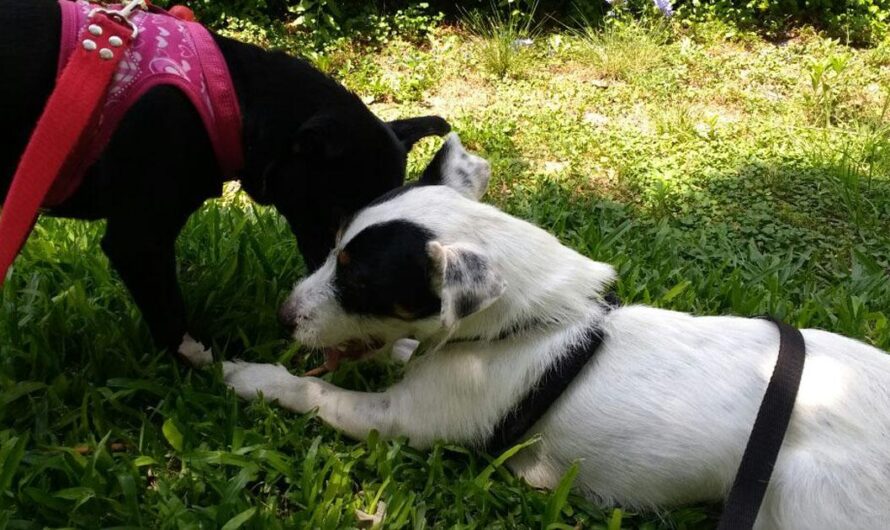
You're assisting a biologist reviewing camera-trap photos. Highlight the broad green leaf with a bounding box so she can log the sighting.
[661,280,691,303]
[162,419,184,452]
[0,382,45,407]
[473,435,540,490]
[53,487,95,501]
[544,461,580,528]
[608,508,623,530]
[221,507,257,530]
[0,435,27,492]
[133,456,157,467]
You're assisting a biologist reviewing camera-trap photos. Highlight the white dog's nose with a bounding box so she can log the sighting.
[278,297,301,331]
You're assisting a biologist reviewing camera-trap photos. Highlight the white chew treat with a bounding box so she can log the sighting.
[178,333,213,368]
[355,501,386,527]
[391,338,420,364]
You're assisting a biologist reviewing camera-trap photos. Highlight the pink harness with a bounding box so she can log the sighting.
[48,0,243,205]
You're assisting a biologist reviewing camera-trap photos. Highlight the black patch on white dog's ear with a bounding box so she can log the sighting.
[419,133,491,200]
[388,116,451,151]
[428,241,505,329]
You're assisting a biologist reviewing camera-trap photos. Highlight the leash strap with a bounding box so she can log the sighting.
[0,3,138,286]
[717,318,806,530]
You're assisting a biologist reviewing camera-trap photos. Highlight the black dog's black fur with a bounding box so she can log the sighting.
[0,0,449,353]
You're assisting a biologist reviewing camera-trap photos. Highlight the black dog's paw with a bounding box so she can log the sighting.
[177,333,213,368]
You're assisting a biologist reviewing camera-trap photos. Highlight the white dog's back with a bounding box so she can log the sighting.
[506,306,890,529]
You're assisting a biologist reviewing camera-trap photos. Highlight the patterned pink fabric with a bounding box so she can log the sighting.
[50,0,243,204]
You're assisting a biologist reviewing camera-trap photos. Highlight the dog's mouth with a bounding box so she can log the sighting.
[304,337,385,376]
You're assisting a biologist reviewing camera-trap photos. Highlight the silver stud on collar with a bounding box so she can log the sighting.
[82,39,97,51]
[99,48,114,60]
[88,24,103,36]
[109,36,123,47]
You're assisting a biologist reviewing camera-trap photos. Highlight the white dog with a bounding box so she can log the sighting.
[225,134,890,530]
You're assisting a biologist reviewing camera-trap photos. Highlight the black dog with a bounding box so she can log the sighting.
[0,0,449,358]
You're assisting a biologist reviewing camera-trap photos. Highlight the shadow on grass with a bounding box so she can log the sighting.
[505,157,889,351]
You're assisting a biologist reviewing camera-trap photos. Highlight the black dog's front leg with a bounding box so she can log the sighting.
[101,223,197,363]
[89,85,221,367]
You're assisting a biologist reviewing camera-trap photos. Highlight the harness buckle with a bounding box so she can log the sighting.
[88,0,147,39]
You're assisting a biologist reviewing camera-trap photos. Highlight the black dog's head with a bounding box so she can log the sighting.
[242,100,449,270]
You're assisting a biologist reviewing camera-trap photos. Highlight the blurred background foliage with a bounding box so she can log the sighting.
[153,0,890,48]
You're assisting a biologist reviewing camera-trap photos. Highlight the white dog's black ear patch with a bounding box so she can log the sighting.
[419,133,491,200]
[428,241,506,329]
[334,220,442,320]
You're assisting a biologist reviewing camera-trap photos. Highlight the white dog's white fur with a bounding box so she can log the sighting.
[225,134,890,529]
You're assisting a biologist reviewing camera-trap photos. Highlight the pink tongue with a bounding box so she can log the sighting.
[324,348,343,371]
[304,347,367,376]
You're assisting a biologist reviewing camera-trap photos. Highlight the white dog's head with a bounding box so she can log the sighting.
[279,133,615,366]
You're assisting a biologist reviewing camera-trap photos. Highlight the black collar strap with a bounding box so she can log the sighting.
[482,292,620,455]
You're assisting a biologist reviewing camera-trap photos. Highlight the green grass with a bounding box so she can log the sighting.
[2,12,890,530]
[462,2,541,80]
[574,15,673,83]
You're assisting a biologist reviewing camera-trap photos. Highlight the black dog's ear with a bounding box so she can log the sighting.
[293,114,345,159]
[243,115,344,204]
[388,116,451,151]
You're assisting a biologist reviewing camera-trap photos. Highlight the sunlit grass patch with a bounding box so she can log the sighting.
[574,15,674,82]
[462,1,541,80]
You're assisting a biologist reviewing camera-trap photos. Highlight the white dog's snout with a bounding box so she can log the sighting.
[278,296,303,330]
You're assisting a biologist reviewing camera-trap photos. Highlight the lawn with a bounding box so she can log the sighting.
[1,7,889,530]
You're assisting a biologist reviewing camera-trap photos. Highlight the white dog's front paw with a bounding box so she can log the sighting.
[223,361,311,412]
[178,333,213,368]
[223,361,293,398]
